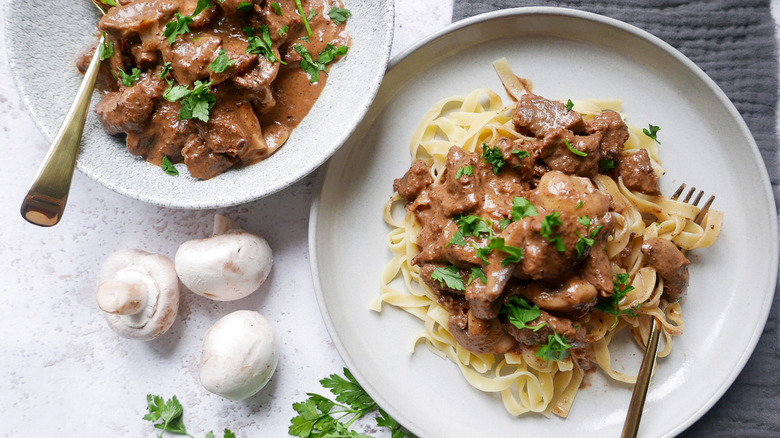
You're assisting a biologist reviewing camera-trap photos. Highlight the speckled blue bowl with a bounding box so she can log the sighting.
[5,0,393,209]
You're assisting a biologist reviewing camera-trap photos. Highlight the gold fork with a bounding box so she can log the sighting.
[621,184,714,438]
[19,0,110,227]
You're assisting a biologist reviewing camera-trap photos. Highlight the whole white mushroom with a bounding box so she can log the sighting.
[97,249,180,340]
[175,215,273,301]
[199,310,278,401]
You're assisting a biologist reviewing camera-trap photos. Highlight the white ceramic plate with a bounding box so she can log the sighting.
[5,0,393,209]
[310,7,777,438]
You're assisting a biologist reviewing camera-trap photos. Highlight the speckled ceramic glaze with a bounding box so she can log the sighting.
[5,0,393,209]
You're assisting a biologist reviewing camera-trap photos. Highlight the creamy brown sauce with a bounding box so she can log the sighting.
[80,0,350,179]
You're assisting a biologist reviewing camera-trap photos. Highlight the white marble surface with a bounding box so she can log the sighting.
[1,1,777,437]
[0,0,452,436]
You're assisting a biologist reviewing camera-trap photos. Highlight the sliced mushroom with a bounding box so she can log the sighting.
[175,214,273,301]
[97,249,180,340]
[199,310,278,400]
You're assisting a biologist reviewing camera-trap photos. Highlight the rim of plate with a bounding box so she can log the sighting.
[4,0,394,209]
[309,6,778,437]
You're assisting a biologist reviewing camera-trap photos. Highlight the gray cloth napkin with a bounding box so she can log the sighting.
[452,1,780,436]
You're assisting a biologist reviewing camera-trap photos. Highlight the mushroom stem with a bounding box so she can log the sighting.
[97,279,148,315]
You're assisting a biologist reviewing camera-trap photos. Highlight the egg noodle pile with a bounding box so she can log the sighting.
[371,61,723,417]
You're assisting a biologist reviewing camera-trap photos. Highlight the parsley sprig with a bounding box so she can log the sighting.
[117,67,142,87]
[564,99,574,111]
[448,215,493,247]
[455,164,473,180]
[163,0,213,44]
[163,80,217,122]
[295,44,349,83]
[536,332,571,362]
[481,143,506,174]
[143,394,235,438]
[290,369,413,438]
[208,49,236,73]
[474,237,524,266]
[247,25,287,64]
[643,124,661,144]
[511,197,538,222]
[98,32,114,61]
[503,297,546,332]
[431,265,465,291]
[540,212,565,252]
[596,273,638,317]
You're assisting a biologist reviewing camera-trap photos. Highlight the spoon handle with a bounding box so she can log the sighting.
[20,35,104,227]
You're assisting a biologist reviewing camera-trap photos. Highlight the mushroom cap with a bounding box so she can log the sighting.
[175,224,273,301]
[98,249,180,340]
[199,310,278,401]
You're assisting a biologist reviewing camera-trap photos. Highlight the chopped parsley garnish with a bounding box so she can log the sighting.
[599,159,616,171]
[143,395,188,436]
[503,297,547,332]
[565,99,574,111]
[536,332,571,361]
[540,212,565,252]
[163,13,194,44]
[243,25,255,36]
[643,124,661,144]
[161,156,179,176]
[577,215,591,228]
[247,25,287,64]
[158,61,172,80]
[295,0,313,37]
[163,80,216,122]
[499,218,511,230]
[307,8,317,20]
[290,369,410,438]
[209,49,236,73]
[563,138,588,157]
[279,25,289,37]
[300,35,311,43]
[511,149,530,159]
[596,273,637,317]
[481,143,506,174]
[270,2,282,15]
[329,7,352,24]
[475,237,524,266]
[431,265,464,291]
[117,67,142,87]
[237,1,253,12]
[575,231,595,257]
[511,197,538,222]
[192,0,212,16]
[98,32,114,61]
[467,267,486,286]
[456,164,473,180]
[294,44,348,83]
[100,0,117,6]
[448,215,493,246]
[575,201,584,209]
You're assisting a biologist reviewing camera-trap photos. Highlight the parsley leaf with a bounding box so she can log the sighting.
[209,49,236,73]
[158,61,173,80]
[290,369,413,438]
[456,164,473,180]
[100,0,117,6]
[295,0,313,37]
[192,0,212,17]
[143,395,188,437]
[502,297,547,332]
[540,212,565,252]
[564,138,588,157]
[247,25,287,64]
[161,156,179,176]
[575,231,595,257]
[431,265,465,291]
[117,67,142,87]
[511,149,530,159]
[163,13,194,44]
[499,218,511,230]
[577,215,591,228]
[599,159,616,171]
[511,197,538,222]
[596,273,637,316]
[643,124,661,144]
[481,143,506,174]
[270,2,282,15]
[536,332,571,361]
[164,80,217,122]
[206,430,236,438]
[447,215,493,247]
[307,8,316,20]
[575,200,584,209]
[475,237,524,265]
[295,44,348,83]
[237,1,253,12]
[565,99,574,111]
[329,7,352,24]
[279,25,289,37]
[98,32,114,61]
[467,267,487,286]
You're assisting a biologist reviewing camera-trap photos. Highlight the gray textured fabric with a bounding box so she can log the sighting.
[451,1,780,436]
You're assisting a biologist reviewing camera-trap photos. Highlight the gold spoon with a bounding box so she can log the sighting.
[19,0,110,227]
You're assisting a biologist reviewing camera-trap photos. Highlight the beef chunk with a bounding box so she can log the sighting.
[539,128,601,177]
[181,137,237,180]
[586,110,629,160]
[449,309,516,354]
[513,93,586,138]
[96,73,167,134]
[506,310,585,347]
[393,160,432,201]
[617,149,661,195]
[641,237,690,300]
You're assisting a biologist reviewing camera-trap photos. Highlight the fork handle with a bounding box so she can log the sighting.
[622,319,662,438]
[19,34,104,227]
